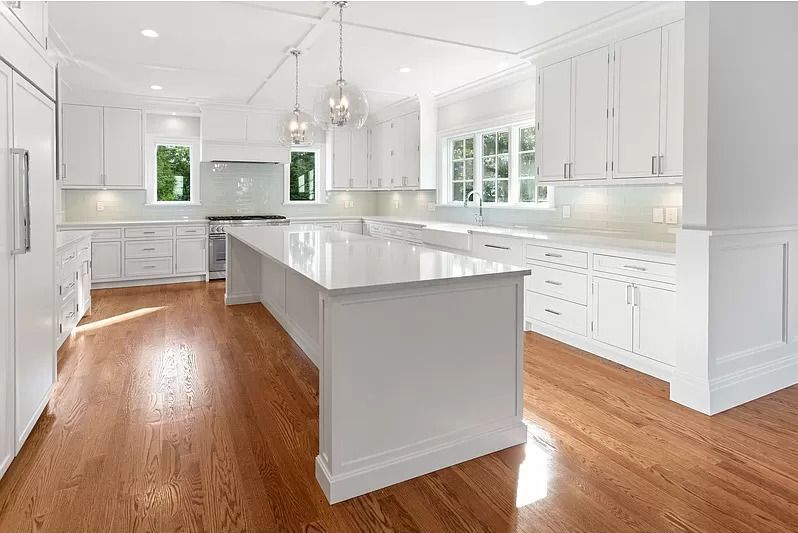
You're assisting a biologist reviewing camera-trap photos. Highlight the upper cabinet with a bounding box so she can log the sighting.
[62,104,143,189]
[200,107,288,164]
[330,128,368,189]
[4,1,47,50]
[535,18,684,185]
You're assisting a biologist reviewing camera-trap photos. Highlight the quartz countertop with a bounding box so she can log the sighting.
[58,219,207,228]
[226,225,530,295]
[56,230,92,250]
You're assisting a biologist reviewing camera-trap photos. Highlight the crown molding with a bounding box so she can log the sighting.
[434,63,536,109]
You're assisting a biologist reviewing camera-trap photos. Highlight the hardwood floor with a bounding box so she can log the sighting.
[0,281,796,532]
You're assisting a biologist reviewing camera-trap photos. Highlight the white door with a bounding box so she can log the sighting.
[571,47,610,181]
[91,241,122,281]
[350,128,369,188]
[62,104,103,187]
[591,277,633,352]
[612,27,662,179]
[0,60,14,478]
[633,284,676,365]
[332,128,351,188]
[12,73,56,451]
[175,238,206,274]
[658,20,684,178]
[103,107,142,188]
[537,59,572,182]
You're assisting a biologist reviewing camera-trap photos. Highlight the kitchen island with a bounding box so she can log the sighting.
[225,225,530,503]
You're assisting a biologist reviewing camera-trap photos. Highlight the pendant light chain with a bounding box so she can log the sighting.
[338,2,344,83]
[294,50,300,110]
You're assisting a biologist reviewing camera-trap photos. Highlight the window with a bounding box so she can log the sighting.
[450,137,474,203]
[444,122,549,206]
[284,147,323,204]
[147,137,200,205]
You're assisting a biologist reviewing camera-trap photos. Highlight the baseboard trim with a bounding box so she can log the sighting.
[16,383,54,453]
[224,292,260,305]
[316,420,527,504]
[92,275,206,290]
[709,352,798,414]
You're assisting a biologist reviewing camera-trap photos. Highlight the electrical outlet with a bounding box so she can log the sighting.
[344,200,354,209]
[96,201,104,212]
[652,207,664,223]
[562,205,571,219]
[426,202,436,212]
[665,207,678,224]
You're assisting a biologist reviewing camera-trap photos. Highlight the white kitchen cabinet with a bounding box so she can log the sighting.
[658,20,684,178]
[370,121,391,189]
[175,237,206,274]
[339,221,363,235]
[537,59,571,182]
[350,128,369,188]
[399,112,420,188]
[201,109,247,141]
[102,107,142,188]
[5,1,47,49]
[592,277,633,352]
[62,104,103,187]
[369,112,420,189]
[331,128,352,189]
[571,46,610,180]
[633,284,676,365]
[91,241,122,281]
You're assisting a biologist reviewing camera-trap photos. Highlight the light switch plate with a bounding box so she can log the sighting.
[665,207,678,224]
[96,201,104,212]
[344,200,354,209]
[562,205,571,219]
[652,207,664,223]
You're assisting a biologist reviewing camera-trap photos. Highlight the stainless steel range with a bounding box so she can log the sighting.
[208,215,289,279]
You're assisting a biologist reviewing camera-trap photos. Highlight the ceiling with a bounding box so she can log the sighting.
[49,1,639,113]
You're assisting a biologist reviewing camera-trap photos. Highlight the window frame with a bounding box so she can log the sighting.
[284,145,325,205]
[441,120,551,208]
[146,136,201,206]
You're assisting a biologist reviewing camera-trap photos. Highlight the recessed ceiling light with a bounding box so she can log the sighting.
[171,112,177,116]
[140,29,159,38]
[497,62,509,69]
[150,85,162,91]
[525,0,544,5]
[399,67,411,73]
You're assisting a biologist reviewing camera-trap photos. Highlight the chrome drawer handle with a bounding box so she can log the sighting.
[65,281,75,290]
[484,244,510,251]
[544,280,562,286]
[544,308,561,316]
[142,265,157,269]
[183,230,197,233]
[544,252,562,258]
[65,311,75,319]
[142,231,156,234]
[623,265,647,271]
[142,248,156,251]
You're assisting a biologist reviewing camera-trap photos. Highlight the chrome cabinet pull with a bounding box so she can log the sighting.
[10,148,30,254]
[484,244,510,251]
[142,265,157,269]
[568,162,574,179]
[622,264,647,271]
[651,155,657,175]
[143,231,156,234]
[626,284,633,305]
[563,162,568,180]
[633,286,640,307]
[544,308,561,316]
[142,247,156,251]
[544,252,562,258]
[544,280,563,286]
[658,154,664,175]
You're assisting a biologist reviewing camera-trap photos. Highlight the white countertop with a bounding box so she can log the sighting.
[56,230,92,250]
[58,219,206,228]
[227,225,530,295]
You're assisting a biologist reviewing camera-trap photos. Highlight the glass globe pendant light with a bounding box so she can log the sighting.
[314,1,369,129]
[279,49,318,147]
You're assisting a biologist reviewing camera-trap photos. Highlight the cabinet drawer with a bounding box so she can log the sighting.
[176,225,207,236]
[77,241,91,262]
[124,226,174,239]
[59,295,79,335]
[91,228,123,240]
[593,254,675,283]
[125,258,173,277]
[526,292,587,336]
[59,270,79,302]
[471,233,524,266]
[59,246,78,269]
[125,239,173,258]
[528,264,588,305]
[525,244,588,269]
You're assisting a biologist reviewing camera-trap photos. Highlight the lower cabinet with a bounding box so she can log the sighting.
[175,237,207,274]
[91,241,122,281]
[591,277,633,351]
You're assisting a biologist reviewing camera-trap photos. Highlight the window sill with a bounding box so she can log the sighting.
[282,201,328,206]
[145,201,202,207]
[437,203,555,211]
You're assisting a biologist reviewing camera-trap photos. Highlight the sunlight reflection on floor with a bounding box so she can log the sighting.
[75,306,166,333]
[516,424,553,507]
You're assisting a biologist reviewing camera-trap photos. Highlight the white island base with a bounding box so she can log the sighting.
[225,227,528,503]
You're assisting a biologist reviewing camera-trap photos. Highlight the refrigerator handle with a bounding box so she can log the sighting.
[10,148,29,255]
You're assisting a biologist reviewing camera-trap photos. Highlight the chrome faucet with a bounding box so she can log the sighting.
[464,190,484,226]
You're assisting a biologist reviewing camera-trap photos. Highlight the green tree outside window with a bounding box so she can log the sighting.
[156,144,192,202]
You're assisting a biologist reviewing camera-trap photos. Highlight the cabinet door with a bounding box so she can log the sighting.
[91,241,122,281]
[79,259,91,316]
[633,284,676,365]
[401,112,420,188]
[388,118,403,187]
[62,104,104,187]
[592,277,633,352]
[8,2,47,48]
[571,47,610,180]
[0,60,13,477]
[658,20,684,178]
[612,27,662,179]
[175,238,206,274]
[350,128,369,188]
[537,59,571,182]
[246,111,278,144]
[374,122,391,188]
[103,107,142,188]
[331,129,351,189]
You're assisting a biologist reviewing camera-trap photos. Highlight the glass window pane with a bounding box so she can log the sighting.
[482,133,496,156]
[452,140,464,160]
[520,179,535,202]
[519,152,535,178]
[520,127,535,152]
[497,180,509,203]
[452,181,464,202]
[453,161,464,180]
[497,130,509,154]
[289,151,316,201]
[497,154,509,178]
[156,144,192,202]
[464,138,474,158]
[483,156,496,179]
[537,185,548,203]
[483,180,496,202]
[465,159,474,179]
[465,180,474,197]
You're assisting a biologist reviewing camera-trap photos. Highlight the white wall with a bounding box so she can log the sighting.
[437,74,535,132]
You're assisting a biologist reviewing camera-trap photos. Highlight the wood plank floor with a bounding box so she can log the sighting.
[0,281,796,532]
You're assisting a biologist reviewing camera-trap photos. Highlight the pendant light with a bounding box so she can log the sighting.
[313,1,369,130]
[279,49,319,147]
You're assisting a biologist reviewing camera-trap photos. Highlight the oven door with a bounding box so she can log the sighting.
[208,234,227,278]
